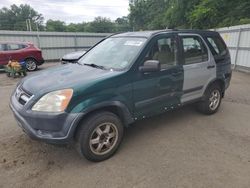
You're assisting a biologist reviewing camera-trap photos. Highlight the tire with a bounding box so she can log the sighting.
[75,111,124,162]
[197,84,222,115]
[25,58,37,71]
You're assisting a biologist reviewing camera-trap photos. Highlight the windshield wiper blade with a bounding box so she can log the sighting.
[84,63,105,70]
[75,61,82,65]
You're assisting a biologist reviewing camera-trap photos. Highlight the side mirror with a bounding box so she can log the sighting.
[139,60,160,73]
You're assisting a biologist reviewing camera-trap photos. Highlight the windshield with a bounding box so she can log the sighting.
[78,37,147,70]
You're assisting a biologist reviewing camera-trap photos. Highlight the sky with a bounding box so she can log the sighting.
[0,0,129,23]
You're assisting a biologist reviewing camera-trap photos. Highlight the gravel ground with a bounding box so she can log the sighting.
[0,63,250,188]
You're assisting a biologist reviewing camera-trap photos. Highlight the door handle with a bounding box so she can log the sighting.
[207,65,215,69]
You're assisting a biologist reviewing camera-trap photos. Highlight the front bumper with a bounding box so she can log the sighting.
[10,92,82,144]
[37,58,45,66]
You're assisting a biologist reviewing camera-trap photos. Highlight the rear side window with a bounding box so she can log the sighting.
[181,36,208,65]
[7,44,27,51]
[207,36,227,57]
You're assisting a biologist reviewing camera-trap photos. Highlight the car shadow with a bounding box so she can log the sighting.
[123,105,199,141]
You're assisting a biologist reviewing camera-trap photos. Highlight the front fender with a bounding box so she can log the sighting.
[67,100,134,139]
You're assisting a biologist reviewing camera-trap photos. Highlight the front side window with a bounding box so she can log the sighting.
[181,36,208,64]
[145,36,177,70]
[78,37,147,70]
[0,44,6,51]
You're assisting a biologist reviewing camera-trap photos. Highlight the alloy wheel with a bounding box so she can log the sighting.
[209,89,221,111]
[89,122,118,155]
[26,59,37,71]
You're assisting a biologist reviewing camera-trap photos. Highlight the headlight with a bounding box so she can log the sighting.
[32,89,73,112]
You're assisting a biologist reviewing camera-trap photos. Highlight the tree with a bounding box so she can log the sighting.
[0,4,44,31]
[85,17,116,33]
[128,0,250,30]
[129,0,150,30]
[115,16,132,32]
[65,22,87,32]
[188,0,250,29]
[46,20,66,32]
[164,0,201,28]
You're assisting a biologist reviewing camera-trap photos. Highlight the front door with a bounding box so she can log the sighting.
[133,33,183,119]
[179,34,216,103]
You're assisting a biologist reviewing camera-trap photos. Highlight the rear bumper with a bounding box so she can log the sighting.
[224,72,232,90]
[10,92,82,144]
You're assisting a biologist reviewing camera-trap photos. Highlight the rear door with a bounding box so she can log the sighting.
[179,34,216,103]
[205,34,232,89]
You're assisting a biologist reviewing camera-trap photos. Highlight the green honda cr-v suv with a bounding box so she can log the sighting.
[10,29,232,161]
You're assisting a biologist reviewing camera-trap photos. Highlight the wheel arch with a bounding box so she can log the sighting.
[205,78,226,97]
[24,56,38,62]
[71,101,134,139]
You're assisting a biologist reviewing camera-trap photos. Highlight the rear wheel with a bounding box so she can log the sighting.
[75,111,124,162]
[197,84,222,115]
[25,58,37,71]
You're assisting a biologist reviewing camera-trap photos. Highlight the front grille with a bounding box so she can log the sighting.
[15,86,32,105]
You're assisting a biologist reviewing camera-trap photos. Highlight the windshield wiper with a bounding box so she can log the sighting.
[83,63,105,70]
[75,61,83,66]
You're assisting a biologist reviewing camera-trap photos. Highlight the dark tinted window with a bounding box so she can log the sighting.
[207,36,227,57]
[146,36,177,69]
[181,36,208,64]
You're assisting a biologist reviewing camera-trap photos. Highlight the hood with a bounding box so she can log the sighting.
[21,64,121,95]
[62,51,86,61]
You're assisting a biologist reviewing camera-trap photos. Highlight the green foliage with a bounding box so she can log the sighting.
[84,17,115,33]
[129,0,250,30]
[1,2,250,32]
[0,4,131,33]
[65,22,87,32]
[129,0,169,30]
[239,18,250,25]
[188,0,222,29]
[188,0,250,29]
[46,20,66,32]
[115,16,131,32]
[0,4,44,31]
[45,16,131,33]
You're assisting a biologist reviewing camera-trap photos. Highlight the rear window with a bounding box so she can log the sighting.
[207,36,227,57]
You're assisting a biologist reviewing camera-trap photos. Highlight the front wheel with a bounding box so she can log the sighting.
[75,111,124,162]
[197,84,222,115]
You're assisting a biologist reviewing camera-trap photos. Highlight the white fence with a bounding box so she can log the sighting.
[0,30,110,61]
[215,24,250,71]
